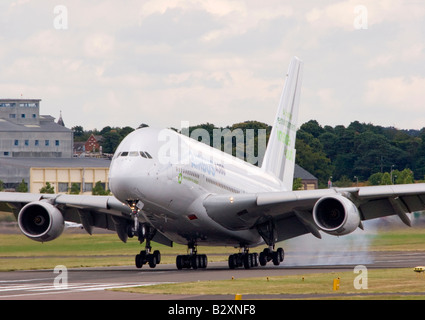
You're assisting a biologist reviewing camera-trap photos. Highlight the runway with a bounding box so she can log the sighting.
[1,250,425,300]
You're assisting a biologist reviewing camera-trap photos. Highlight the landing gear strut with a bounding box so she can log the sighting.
[127,200,162,269]
[176,243,208,270]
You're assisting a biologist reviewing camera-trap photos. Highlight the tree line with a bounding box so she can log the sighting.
[72,119,425,189]
[297,120,425,188]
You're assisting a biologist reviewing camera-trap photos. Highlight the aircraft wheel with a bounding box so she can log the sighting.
[176,255,184,270]
[272,251,280,266]
[200,254,208,268]
[259,252,267,266]
[148,254,157,268]
[135,254,143,268]
[228,254,237,269]
[153,250,161,264]
[277,247,284,262]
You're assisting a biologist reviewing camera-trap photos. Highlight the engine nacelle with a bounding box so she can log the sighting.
[18,201,64,242]
[312,194,360,236]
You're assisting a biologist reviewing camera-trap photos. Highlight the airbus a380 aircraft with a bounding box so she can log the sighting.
[2,57,425,270]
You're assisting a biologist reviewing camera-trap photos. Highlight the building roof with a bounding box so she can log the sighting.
[0,116,72,133]
[57,111,65,126]
[294,164,317,180]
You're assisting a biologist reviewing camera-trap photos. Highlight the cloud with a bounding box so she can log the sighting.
[366,76,425,111]
[1,1,425,131]
[364,76,425,128]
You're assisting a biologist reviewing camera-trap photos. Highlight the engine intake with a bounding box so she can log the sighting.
[18,201,64,242]
[312,194,360,236]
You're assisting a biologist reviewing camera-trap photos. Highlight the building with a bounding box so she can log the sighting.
[74,134,103,156]
[294,164,318,190]
[0,99,73,158]
[0,157,110,194]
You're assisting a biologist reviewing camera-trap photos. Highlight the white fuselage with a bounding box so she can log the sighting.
[108,127,286,247]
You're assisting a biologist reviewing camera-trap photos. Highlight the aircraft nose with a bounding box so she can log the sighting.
[108,156,152,200]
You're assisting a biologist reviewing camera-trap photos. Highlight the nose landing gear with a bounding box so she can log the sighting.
[127,200,162,269]
[135,247,161,269]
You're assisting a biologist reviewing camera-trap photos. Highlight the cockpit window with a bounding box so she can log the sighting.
[129,151,139,157]
[139,151,153,159]
[120,152,128,157]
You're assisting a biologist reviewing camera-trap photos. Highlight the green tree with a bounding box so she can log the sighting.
[381,172,392,185]
[102,131,121,154]
[69,183,81,194]
[394,168,414,184]
[0,180,4,191]
[333,176,354,187]
[295,139,333,188]
[92,181,109,195]
[17,179,28,193]
[293,178,303,190]
[39,182,55,193]
[368,172,383,186]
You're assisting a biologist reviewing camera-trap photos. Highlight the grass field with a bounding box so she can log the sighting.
[113,267,425,299]
[0,230,235,271]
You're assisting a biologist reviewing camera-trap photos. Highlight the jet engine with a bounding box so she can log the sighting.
[18,201,64,242]
[312,194,361,236]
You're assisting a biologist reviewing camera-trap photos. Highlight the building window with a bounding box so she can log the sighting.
[25,140,29,146]
[58,183,69,192]
[45,140,49,146]
[3,152,9,156]
[9,114,16,118]
[35,140,39,146]
[14,140,19,146]
[0,103,15,107]
[84,183,93,192]
[21,114,26,118]
[32,114,37,118]
[55,140,60,146]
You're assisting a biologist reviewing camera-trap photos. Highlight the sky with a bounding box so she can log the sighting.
[1,0,425,131]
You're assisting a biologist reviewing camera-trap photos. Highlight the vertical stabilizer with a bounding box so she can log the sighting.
[261,57,303,190]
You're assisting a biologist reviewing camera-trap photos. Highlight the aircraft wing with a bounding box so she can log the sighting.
[0,192,150,243]
[203,183,425,243]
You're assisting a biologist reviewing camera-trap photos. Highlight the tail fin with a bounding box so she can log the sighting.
[261,56,303,190]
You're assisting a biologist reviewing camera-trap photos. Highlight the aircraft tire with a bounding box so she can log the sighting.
[148,254,157,268]
[176,255,184,270]
[259,252,267,266]
[135,254,143,268]
[153,250,161,264]
[228,254,237,269]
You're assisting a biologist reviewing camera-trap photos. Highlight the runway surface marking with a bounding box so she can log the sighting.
[0,278,169,299]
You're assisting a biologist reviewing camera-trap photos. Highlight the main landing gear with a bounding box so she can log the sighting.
[176,243,208,270]
[228,246,284,269]
[228,218,285,269]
